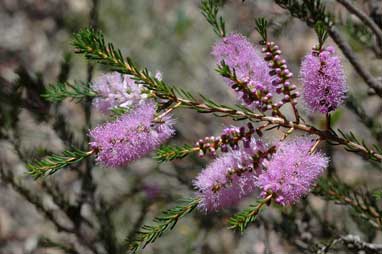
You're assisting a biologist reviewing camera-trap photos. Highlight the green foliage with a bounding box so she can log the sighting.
[373,189,382,200]
[314,21,329,50]
[27,149,94,179]
[126,197,200,253]
[336,129,382,162]
[200,0,226,37]
[38,237,78,254]
[255,17,269,41]
[314,178,382,229]
[345,94,382,141]
[275,0,333,28]
[342,18,373,50]
[155,144,196,162]
[228,196,270,232]
[42,82,96,102]
[110,106,129,119]
[72,28,265,122]
[73,28,177,100]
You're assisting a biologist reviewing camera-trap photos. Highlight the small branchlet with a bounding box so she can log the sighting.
[27,149,95,179]
[314,178,382,228]
[73,28,176,100]
[275,0,333,28]
[228,194,272,232]
[255,17,268,42]
[125,197,199,253]
[345,94,382,142]
[42,82,96,102]
[155,144,198,162]
[72,28,382,162]
[314,21,329,50]
[201,0,226,37]
[38,237,79,254]
[336,129,382,162]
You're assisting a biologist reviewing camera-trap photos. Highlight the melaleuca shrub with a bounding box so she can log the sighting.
[25,3,381,252]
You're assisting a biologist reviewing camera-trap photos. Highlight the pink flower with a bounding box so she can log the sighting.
[89,101,175,167]
[256,136,328,205]
[194,139,267,212]
[212,33,274,111]
[300,46,347,113]
[92,72,148,113]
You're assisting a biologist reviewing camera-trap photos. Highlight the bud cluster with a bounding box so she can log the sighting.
[195,123,255,157]
[260,41,300,107]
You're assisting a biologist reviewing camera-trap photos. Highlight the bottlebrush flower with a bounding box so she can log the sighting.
[89,101,175,167]
[300,46,347,113]
[256,136,328,206]
[194,139,267,212]
[92,72,148,113]
[212,33,274,110]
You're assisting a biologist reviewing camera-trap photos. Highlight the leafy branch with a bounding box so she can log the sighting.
[73,28,176,100]
[125,197,200,253]
[27,149,95,179]
[255,17,268,41]
[155,144,198,162]
[314,21,329,50]
[336,129,382,162]
[228,194,272,232]
[42,82,97,102]
[72,28,382,162]
[314,178,382,229]
[274,0,333,27]
[200,0,226,37]
[38,237,79,254]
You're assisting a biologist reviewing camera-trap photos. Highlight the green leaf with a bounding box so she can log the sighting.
[27,149,94,179]
[155,144,196,162]
[228,196,271,232]
[126,197,199,253]
[255,17,269,41]
[42,82,96,102]
[200,0,226,37]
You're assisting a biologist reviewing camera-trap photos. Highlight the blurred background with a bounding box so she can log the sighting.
[0,0,381,253]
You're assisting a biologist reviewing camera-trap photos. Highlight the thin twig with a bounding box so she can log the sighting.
[318,234,382,254]
[173,97,382,161]
[336,0,382,46]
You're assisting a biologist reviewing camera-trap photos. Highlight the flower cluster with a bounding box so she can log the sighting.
[256,136,328,205]
[89,71,175,168]
[194,134,328,212]
[92,72,148,113]
[212,33,275,112]
[194,138,268,212]
[89,101,175,167]
[300,46,347,113]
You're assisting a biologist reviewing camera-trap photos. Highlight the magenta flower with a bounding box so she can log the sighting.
[256,136,328,206]
[194,139,267,213]
[300,46,347,113]
[92,72,148,113]
[89,101,175,167]
[212,33,274,111]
